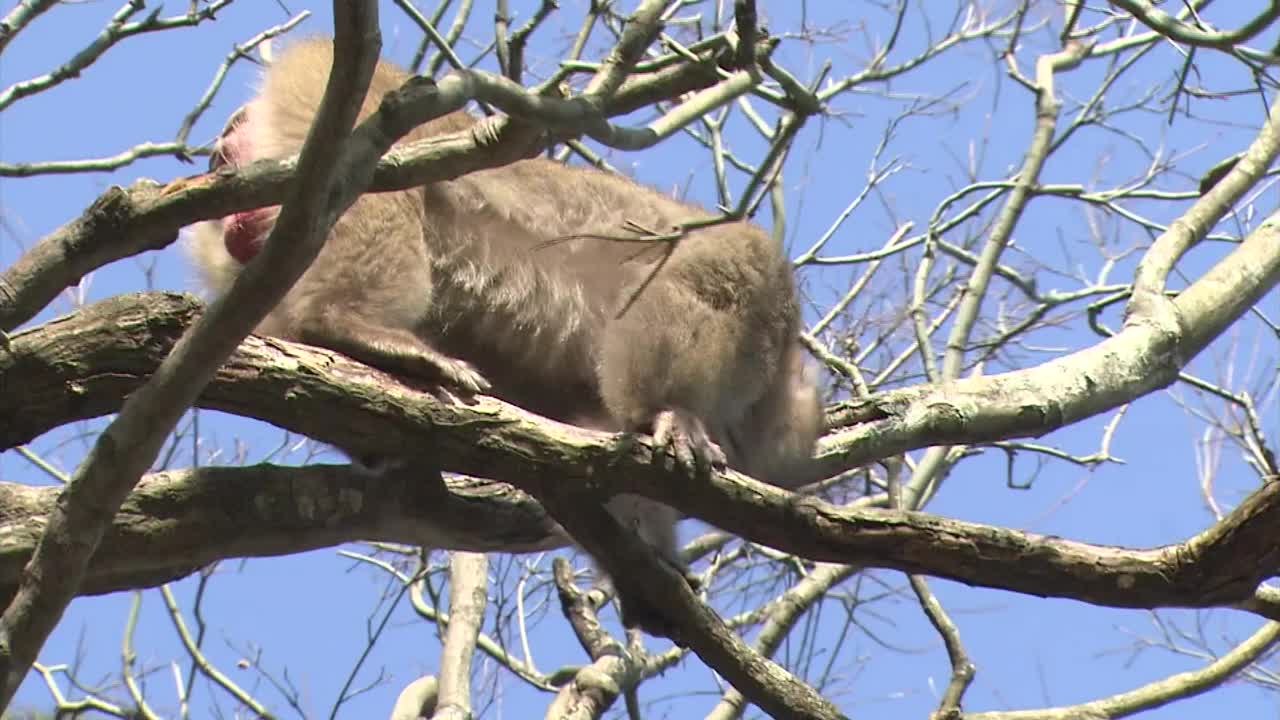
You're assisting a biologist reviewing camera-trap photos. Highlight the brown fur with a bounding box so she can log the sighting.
[188,38,822,630]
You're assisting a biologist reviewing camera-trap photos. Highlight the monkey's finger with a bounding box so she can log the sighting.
[672,435,698,475]
[701,438,728,469]
[670,425,708,477]
[454,367,491,394]
[685,419,727,471]
[652,411,677,452]
[650,411,681,472]
[652,410,728,477]
[652,410,696,470]
[652,410,675,447]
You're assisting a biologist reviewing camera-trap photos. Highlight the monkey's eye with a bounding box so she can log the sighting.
[208,149,227,173]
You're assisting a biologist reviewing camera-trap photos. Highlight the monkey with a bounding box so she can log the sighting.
[190,38,822,632]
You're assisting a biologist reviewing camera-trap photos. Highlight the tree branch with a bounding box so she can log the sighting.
[545,558,632,720]
[7,292,1280,619]
[0,465,562,606]
[821,202,1280,475]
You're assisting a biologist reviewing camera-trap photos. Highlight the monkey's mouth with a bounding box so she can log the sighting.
[208,103,281,264]
[221,207,280,264]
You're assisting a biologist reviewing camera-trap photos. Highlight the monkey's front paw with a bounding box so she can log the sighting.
[395,344,491,401]
[651,410,727,477]
[429,355,491,396]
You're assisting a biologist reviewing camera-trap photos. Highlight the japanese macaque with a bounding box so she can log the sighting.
[190,39,822,630]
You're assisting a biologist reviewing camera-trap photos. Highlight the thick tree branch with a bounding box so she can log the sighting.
[390,676,439,720]
[538,488,846,720]
[8,293,1280,651]
[0,466,561,606]
[1131,80,1280,304]
[706,562,856,720]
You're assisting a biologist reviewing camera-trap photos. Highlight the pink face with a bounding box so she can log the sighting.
[209,103,280,264]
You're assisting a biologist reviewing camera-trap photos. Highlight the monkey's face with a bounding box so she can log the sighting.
[207,105,250,173]
[207,103,279,264]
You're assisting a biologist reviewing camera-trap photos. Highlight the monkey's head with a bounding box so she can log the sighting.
[205,102,280,265]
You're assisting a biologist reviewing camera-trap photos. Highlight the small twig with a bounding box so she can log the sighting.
[394,0,467,72]
[909,575,975,715]
[0,0,236,111]
[159,584,274,719]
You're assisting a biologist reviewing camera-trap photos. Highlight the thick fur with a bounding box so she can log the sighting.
[189,39,822,623]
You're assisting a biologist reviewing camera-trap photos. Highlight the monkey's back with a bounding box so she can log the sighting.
[425,158,801,438]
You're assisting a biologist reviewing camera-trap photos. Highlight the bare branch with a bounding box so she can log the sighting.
[0,0,61,56]
[0,0,235,111]
[1108,1,1280,50]
[964,621,1280,719]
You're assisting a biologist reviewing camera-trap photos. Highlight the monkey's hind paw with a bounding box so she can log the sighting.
[651,410,727,477]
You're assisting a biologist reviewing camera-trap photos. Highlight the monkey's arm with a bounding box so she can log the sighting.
[292,306,488,395]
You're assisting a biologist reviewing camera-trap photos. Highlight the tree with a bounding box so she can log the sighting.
[0,0,1277,718]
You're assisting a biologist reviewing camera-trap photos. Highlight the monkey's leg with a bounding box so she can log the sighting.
[596,278,750,634]
[294,306,490,396]
[600,495,697,636]
[606,495,679,565]
[293,307,486,474]
[598,279,741,477]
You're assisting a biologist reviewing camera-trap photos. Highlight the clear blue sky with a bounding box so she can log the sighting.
[0,2,1275,718]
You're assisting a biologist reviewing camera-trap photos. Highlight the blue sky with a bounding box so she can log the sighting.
[1,1,1277,718]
